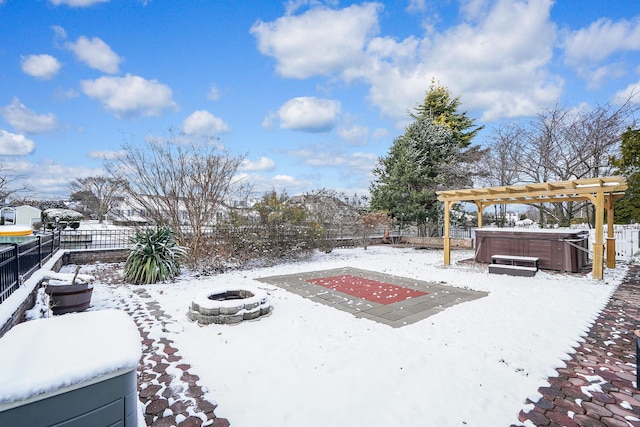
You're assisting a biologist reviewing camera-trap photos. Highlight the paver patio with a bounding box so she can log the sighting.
[256,266,488,328]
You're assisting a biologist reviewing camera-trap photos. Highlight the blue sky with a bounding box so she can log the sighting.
[1,0,639,200]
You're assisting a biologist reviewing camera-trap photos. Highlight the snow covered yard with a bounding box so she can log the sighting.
[86,246,626,427]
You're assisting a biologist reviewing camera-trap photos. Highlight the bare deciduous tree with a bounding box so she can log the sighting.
[290,188,348,253]
[484,96,639,226]
[294,189,388,251]
[0,163,31,203]
[482,124,523,226]
[106,134,246,263]
[69,176,127,223]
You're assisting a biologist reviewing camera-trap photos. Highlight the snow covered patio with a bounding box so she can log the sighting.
[77,246,640,426]
[256,266,487,328]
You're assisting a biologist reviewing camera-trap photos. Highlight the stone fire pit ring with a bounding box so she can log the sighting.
[188,286,272,325]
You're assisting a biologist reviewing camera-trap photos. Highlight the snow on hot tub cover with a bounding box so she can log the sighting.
[0,309,141,405]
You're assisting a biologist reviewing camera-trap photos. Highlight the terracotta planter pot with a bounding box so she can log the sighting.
[45,283,94,315]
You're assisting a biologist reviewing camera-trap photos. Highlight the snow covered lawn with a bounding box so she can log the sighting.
[89,246,625,426]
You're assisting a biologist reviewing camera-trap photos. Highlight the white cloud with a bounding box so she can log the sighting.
[371,0,560,121]
[423,0,561,120]
[562,17,640,87]
[371,127,389,140]
[0,130,35,155]
[289,148,346,166]
[586,63,627,89]
[563,18,640,66]
[65,35,122,73]
[406,0,426,13]
[182,110,231,135]
[49,0,109,7]
[336,123,369,145]
[261,111,276,130]
[240,156,276,171]
[613,81,640,105]
[277,97,341,132]
[0,98,59,134]
[21,54,61,79]
[4,159,103,198]
[51,25,67,40]
[459,0,494,21]
[255,0,563,123]
[251,3,380,79]
[288,147,377,172]
[234,172,313,195]
[207,84,221,101]
[80,74,177,119]
[284,0,337,15]
[272,174,303,185]
[88,150,125,160]
[53,87,80,100]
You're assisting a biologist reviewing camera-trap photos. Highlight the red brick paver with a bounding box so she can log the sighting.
[86,270,230,427]
[130,289,231,427]
[513,266,640,427]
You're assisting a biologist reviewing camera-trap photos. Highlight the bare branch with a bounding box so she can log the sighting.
[0,163,31,203]
[106,133,245,262]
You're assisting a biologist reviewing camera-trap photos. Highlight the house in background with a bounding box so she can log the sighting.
[0,205,42,227]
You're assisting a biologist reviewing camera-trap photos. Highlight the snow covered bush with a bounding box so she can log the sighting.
[42,208,84,223]
[24,287,53,320]
[42,208,84,229]
[124,227,188,284]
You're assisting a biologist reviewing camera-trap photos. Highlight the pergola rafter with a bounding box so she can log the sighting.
[436,176,628,280]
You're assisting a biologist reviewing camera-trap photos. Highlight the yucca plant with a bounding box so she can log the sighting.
[124,226,188,285]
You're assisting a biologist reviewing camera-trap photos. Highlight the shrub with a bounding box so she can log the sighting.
[124,227,188,285]
[42,208,84,223]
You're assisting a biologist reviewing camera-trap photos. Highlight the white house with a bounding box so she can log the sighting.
[0,205,42,226]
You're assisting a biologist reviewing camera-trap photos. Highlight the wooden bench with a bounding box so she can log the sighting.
[488,255,539,277]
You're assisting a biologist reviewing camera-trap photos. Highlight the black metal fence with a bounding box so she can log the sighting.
[59,229,137,250]
[0,232,60,304]
[0,224,474,307]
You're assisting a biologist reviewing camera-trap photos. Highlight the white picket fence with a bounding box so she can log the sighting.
[588,225,640,262]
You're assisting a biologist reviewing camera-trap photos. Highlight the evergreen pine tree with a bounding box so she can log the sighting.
[370,83,482,230]
[411,80,484,148]
[612,127,640,223]
[370,117,466,225]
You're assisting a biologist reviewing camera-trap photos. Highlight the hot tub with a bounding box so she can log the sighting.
[0,225,36,245]
[0,225,33,236]
[474,228,589,272]
[0,310,141,426]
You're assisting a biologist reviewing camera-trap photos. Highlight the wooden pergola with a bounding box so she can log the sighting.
[436,176,628,279]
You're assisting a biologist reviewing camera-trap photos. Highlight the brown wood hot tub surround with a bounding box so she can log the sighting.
[475,228,589,273]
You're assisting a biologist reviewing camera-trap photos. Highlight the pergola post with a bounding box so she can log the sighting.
[475,201,484,229]
[606,196,616,269]
[443,200,451,266]
[593,191,605,280]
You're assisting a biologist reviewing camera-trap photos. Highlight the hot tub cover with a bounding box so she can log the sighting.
[0,309,141,405]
